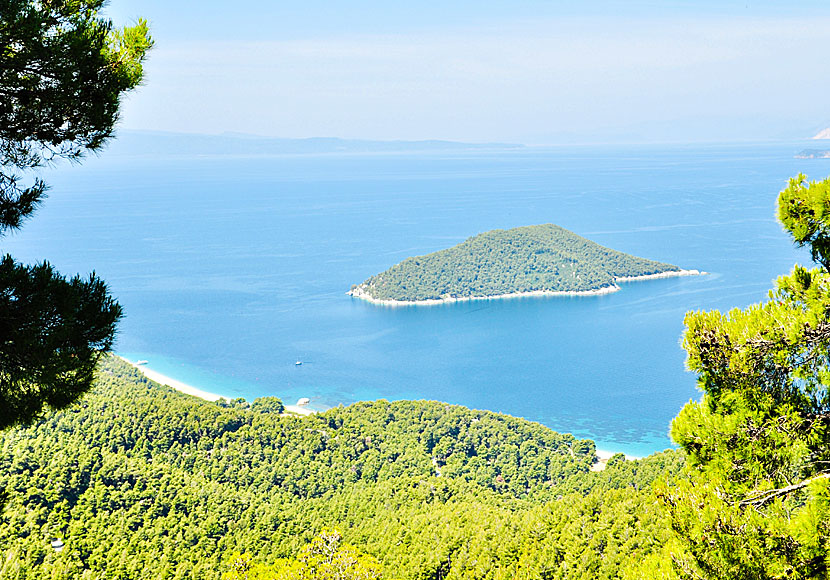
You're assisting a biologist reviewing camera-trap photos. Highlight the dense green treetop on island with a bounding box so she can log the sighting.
[351,224,682,302]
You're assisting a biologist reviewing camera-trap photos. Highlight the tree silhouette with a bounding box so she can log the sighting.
[0,0,152,428]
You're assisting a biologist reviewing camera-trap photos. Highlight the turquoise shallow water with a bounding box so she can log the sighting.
[5,140,823,456]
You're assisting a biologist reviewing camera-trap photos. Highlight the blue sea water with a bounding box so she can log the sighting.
[5,139,824,456]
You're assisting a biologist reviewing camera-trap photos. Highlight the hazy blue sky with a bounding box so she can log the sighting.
[106,1,830,144]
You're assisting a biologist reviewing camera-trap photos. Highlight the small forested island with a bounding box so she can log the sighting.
[350,224,699,304]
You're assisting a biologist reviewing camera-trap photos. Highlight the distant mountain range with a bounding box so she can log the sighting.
[796,149,830,159]
[105,131,524,157]
[797,127,830,158]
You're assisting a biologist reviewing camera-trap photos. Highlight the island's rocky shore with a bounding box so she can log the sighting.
[349,269,704,306]
[616,268,703,282]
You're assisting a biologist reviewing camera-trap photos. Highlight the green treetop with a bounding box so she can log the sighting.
[658,174,830,579]
[779,173,830,271]
[224,530,383,580]
[0,0,152,429]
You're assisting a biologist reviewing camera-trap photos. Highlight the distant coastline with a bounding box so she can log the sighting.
[118,356,642,458]
[349,269,704,306]
[795,149,830,159]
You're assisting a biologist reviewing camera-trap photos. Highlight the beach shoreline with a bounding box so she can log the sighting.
[118,357,654,453]
[349,268,704,306]
[615,268,704,283]
[119,356,318,416]
[120,356,228,402]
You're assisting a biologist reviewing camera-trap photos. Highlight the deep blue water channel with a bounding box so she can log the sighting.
[5,139,825,456]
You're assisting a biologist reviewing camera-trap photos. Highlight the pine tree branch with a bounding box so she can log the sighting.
[738,472,830,508]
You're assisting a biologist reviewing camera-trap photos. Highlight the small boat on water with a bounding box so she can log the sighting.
[295,360,302,366]
[136,360,149,365]
[297,397,311,406]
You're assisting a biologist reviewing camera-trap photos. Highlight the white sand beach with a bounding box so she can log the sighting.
[121,357,318,415]
[120,357,228,402]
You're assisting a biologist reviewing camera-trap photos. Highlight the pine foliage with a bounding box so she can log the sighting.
[658,174,830,579]
[0,0,151,428]
[0,357,681,579]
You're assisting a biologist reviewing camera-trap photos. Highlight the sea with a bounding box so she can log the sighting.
[5,136,824,457]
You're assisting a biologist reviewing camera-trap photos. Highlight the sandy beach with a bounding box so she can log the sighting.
[121,357,318,416]
[121,357,228,402]
[349,269,704,306]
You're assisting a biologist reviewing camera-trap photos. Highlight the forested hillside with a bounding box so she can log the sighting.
[351,224,680,302]
[5,177,829,580]
[0,357,682,579]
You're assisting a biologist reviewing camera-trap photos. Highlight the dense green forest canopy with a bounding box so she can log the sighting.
[0,357,683,579]
[351,224,680,302]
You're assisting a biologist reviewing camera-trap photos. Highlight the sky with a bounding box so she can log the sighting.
[105,1,830,144]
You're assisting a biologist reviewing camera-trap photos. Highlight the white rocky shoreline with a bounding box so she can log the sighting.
[348,269,704,306]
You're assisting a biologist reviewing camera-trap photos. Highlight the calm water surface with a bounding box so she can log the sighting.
[6,140,824,456]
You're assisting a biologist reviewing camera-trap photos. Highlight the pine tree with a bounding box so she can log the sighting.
[658,174,830,578]
[0,0,152,428]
